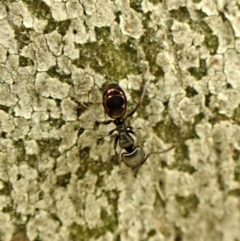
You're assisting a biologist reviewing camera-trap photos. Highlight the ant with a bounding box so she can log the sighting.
[82,82,175,170]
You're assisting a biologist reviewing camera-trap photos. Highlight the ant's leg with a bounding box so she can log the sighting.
[113,135,119,157]
[108,128,117,136]
[127,128,144,148]
[127,126,133,130]
[127,129,137,137]
[81,103,112,125]
[101,119,113,125]
[132,145,175,171]
[125,80,150,119]
[127,126,143,132]
[141,145,175,166]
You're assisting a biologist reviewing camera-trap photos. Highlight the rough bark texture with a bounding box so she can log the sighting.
[0,1,240,241]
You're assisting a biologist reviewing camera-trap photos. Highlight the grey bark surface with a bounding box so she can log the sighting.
[0,0,240,241]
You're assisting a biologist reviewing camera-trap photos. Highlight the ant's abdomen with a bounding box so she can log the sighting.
[102,83,127,118]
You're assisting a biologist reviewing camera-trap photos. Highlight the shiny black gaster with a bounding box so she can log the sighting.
[102,83,127,119]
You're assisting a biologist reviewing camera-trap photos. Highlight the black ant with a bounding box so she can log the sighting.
[82,82,174,170]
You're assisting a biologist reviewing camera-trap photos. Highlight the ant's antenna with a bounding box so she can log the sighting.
[81,103,102,122]
[125,79,151,119]
[81,103,112,125]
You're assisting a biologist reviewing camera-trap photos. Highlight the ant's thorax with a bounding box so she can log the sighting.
[113,117,125,127]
